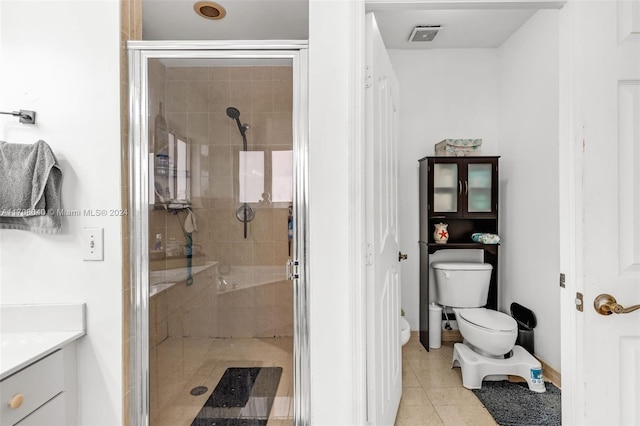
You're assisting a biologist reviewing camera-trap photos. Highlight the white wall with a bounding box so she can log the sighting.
[309,1,362,423]
[389,11,561,371]
[388,48,500,330]
[498,9,560,369]
[0,1,123,425]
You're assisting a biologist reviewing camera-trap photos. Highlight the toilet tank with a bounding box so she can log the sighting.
[432,262,493,308]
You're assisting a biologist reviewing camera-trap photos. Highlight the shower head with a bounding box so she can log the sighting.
[226,107,240,119]
[226,106,249,149]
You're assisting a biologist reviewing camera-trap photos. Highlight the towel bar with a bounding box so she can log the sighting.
[0,110,36,124]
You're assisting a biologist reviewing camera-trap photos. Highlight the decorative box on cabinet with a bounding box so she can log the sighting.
[418,156,500,351]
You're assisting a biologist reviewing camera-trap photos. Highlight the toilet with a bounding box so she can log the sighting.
[432,262,546,392]
[400,316,411,346]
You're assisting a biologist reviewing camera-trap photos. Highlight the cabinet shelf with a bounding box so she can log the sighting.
[153,202,191,211]
[426,242,499,248]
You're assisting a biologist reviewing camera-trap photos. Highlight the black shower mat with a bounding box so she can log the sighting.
[191,367,282,426]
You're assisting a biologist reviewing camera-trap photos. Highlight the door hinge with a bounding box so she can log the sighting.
[286,259,299,280]
[365,65,372,88]
[366,243,373,266]
[575,292,583,312]
[559,273,566,288]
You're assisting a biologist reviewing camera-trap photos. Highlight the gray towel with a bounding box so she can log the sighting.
[0,140,63,233]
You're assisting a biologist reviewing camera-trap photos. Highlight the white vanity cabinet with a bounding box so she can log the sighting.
[0,304,84,426]
[0,344,77,426]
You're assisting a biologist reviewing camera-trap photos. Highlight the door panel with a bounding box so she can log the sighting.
[617,82,640,279]
[432,163,459,213]
[365,12,402,426]
[466,163,492,213]
[578,1,640,424]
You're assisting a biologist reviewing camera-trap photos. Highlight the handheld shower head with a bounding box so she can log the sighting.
[226,106,249,149]
[226,107,240,119]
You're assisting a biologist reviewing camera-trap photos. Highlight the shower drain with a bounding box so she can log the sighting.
[190,386,208,396]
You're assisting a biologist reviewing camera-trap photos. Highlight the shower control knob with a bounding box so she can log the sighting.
[398,252,408,261]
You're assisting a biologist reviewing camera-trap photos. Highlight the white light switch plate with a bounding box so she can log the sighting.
[83,227,104,261]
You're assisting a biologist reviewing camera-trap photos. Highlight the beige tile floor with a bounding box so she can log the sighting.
[396,333,498,426]
[150,336,293,426]
[150,333,497,426]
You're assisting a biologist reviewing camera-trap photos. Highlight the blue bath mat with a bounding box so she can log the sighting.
[191,367,282,426]
[472,381,561,426]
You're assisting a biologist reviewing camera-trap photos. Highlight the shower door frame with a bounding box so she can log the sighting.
[127,40,310,426]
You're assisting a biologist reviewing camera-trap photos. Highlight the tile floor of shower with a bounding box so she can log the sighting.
[149,333,497,426]
[150,336,294,426]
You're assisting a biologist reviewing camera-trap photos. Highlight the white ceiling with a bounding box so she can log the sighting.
[373,9,537,49]
[142,0,309,41]
[142,1,563,49]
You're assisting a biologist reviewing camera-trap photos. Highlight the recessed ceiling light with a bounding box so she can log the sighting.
[194,1,226,20]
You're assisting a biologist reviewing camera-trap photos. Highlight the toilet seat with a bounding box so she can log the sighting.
[453,307,518,357]
[455,308,517,332]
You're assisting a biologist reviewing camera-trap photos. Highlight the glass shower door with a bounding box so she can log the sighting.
[128,43,309,426]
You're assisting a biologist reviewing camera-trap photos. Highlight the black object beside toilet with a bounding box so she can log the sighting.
[510,302,537,355]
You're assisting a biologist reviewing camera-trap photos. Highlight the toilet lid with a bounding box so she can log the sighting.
[432,262,493,271]
[457,308,517,332]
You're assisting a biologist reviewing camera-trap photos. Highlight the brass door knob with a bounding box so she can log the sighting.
[8,393,24,409]
[593,294,640,315]
[398,252,408,261]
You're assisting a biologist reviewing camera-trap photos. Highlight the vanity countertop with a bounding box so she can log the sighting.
[0,303,86,380]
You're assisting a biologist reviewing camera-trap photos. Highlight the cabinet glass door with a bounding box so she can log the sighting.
[433,163,458,212]
[467,163,492,212]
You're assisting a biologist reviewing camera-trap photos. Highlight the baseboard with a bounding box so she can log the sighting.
[536,356,561,388]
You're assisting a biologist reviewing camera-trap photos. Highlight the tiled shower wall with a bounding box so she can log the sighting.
[149,62,293,270]
[147,61,294,345]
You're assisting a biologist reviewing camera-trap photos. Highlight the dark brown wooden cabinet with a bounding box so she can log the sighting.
[426,156,498,219]
[418,156,500,350]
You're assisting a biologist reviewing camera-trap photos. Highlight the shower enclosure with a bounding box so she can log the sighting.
[128,42,309,426]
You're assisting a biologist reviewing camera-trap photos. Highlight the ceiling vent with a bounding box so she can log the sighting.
[408,26,441,42]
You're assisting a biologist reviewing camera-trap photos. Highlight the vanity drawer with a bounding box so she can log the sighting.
[16,393,65,426]
[0,350,64,425]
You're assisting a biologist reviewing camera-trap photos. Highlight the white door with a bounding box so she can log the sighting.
[365,12,402,426]
[572,1,640,424]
